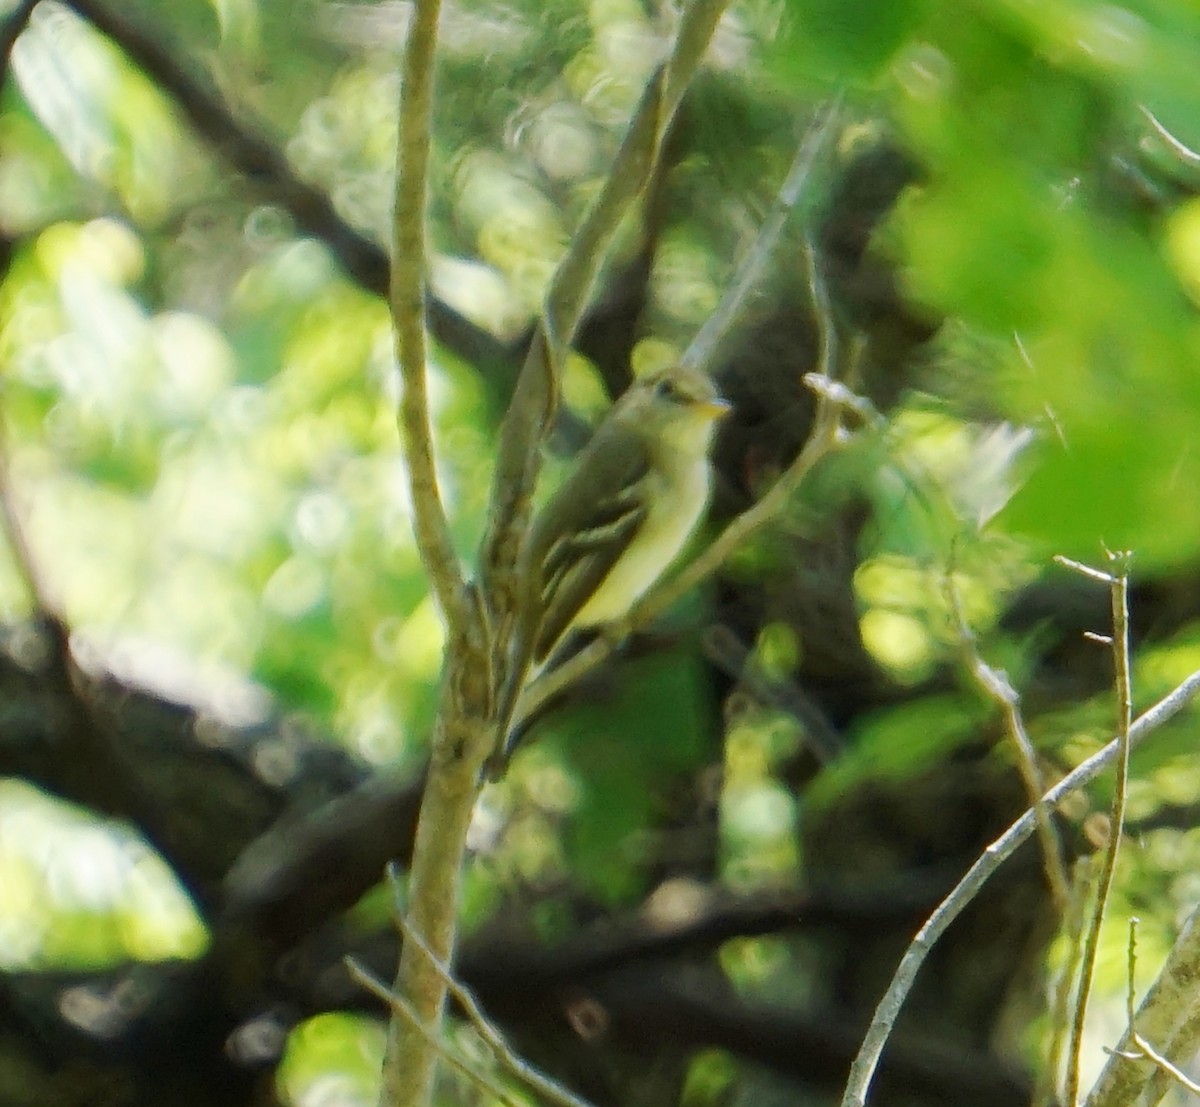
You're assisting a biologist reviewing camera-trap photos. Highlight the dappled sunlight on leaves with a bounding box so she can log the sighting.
[0,780,206,970]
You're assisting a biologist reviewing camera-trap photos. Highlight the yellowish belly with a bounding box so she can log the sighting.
[573,461,709,628]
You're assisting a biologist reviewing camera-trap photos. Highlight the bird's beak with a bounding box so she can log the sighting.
[695,397,733,421]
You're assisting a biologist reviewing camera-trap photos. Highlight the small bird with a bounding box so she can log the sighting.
[493,363,730,767]
[524,363,731,662]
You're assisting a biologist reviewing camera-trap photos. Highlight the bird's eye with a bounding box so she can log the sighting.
[654,377,683,402]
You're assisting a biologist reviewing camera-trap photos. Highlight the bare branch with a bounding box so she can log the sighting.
[377,678,492,1107]
[1128,1032,1200,1096]
[390,0,468,631]
[376,6,504,1106]
[1035,858,1101,1107]
[1139,105,1200,174]
[839,663,1200,1107]
[1065,553,1132,1105]
[480,0,732,637]
[1054,555,1116,585]
[684,98,844,375]
[1086,904,1200,1107]
[396,915,599,1107]
[1125,916,1140,1027]
[348,960,528,1107]
[943,567,1069,910]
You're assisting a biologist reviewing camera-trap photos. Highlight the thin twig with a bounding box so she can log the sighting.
[1053,555,1115,585]
[1129,1032,1200,1095]
[684,98,844,375]
[1064,553,1132,1106]
[1100,918,1200,1098]
[805,238,842,385]
[391,0,467,632]
[1035,857,1101,1107]
[943,568,1069,911]
[394,915,599,1107]
[347,959,527,1107]
[1139,106,1200,173]
[839,663,1200,1107]
[655,226,847,616]
[1085,903,1200,1107]
[1125,917,1139,1028]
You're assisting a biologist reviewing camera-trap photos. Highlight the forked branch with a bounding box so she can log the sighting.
[839,663,1200,1107]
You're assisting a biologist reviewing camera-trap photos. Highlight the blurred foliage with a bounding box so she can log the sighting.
[775,0,1200,566]
[3,0,1200,1103]
[0,778,205,969]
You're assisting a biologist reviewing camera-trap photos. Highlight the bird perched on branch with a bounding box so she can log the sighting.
[493,363,730,770]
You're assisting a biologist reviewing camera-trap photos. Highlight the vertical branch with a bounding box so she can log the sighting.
[378,10,736,1107]
[376,4,492,1106]
[1061,553,1132,1104]
[392,0,468,633]
[543,0,729,347]
[480,0,732,637]
[376,669,492,1107]
[1035,857,1100,1107]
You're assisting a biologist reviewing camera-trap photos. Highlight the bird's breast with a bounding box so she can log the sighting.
[573,458,710,627]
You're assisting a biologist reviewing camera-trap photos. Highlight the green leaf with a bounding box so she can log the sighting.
[775,0,929,82]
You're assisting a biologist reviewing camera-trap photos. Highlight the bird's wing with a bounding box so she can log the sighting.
[530,449,650,662]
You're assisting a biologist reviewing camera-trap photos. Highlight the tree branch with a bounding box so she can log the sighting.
[389,0,467,630]
[684,98,844,375]
[1085,907,1200,1106]
[1065,554,1133,1105]
[350,960,533,1107]
[944,563,1069,911]
[479,0,732,646]
[380,10,734,1103]
[839,663,1200,1107]
[389,913,599,1107]
[511,183,851,731]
